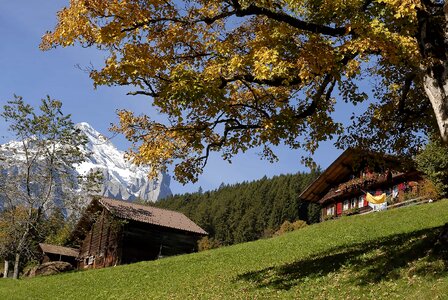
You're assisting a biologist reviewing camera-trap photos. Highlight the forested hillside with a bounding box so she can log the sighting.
[155,171,321,245]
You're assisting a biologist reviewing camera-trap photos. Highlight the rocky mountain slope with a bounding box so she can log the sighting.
[75,122,172,202]
[0,122,171,203]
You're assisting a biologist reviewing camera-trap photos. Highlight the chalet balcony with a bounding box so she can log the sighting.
[320,173,396,203]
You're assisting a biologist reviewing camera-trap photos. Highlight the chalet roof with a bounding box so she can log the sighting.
[98,197,208,235]
[299,148,408,203]
[39,243,79,257]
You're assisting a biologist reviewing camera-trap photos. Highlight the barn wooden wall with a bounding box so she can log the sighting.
[78,209,122,269]
[77,208,205,270]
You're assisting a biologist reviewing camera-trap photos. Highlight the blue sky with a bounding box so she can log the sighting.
[0,1,351,194]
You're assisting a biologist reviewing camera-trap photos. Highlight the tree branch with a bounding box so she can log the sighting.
[398,72,417,113]
[421,0,444,8]
[127,90,159,97]
[219,74,302,89]
[234,5,347,37]
[197,118,262,167]
[292,74,335,120]
[118,2,348,37]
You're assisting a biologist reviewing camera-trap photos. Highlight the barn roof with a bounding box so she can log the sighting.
[299,148,408,203]
[39,243,79,257]
[98,197,208,235]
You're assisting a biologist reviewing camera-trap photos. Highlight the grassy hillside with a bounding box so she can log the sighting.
[1,201,448,300]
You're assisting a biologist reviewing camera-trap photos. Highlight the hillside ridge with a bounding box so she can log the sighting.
[1,200,447,299]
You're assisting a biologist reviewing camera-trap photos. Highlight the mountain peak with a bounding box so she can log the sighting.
[76,122,109,142]
[75,122,172,202]
[1,122,172,202]
[75,122,98,135]
[76,121,93,129]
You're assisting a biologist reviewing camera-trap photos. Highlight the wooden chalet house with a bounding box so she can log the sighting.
[299,149,423,220]
[69,197,207,269]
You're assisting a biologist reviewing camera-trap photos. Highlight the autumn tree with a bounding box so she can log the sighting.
[0,96,91,279]
[42,0,448,182]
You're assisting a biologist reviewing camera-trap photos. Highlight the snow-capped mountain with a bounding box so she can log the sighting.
[75,122,172,202]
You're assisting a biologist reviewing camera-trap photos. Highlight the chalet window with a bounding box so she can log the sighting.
[343,200,349,211]
[88,256,95,265]
[358,196,364,208]
[326,205,335,216]
[350,198,357,209]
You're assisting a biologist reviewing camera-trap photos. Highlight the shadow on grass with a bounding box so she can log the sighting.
[236,226,448,290]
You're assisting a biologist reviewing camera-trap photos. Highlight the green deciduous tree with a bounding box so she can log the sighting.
[0,96,91,279]
[41,0,448,182]
[416,140,448,197]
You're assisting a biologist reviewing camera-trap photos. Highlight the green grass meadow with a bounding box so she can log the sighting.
[1,200,448,299]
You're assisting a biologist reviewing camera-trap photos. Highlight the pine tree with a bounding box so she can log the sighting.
[156,171,320,246]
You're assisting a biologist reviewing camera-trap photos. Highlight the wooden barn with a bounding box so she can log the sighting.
[299,149,423,220]
[69,197,207,269]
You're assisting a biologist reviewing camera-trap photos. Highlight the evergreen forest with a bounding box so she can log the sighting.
[155,171,321,246]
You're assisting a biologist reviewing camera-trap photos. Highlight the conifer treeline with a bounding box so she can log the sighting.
[155,171,321,245]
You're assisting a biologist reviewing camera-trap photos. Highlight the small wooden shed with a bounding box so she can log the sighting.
[69,197,207,269]
[38,243,79,267]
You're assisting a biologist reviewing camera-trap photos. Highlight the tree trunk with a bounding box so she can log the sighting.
[417,2,448,143]
[11,208,33,280]
[13,252,20,279]
[3,260,9,278]
[423,70,448,142]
